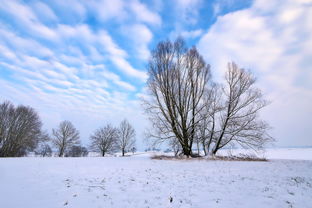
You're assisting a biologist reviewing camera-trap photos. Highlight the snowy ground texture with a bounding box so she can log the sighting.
[1,148,312,208]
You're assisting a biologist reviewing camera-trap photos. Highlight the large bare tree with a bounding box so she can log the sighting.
[117,119,135,156]
[52,120,80,157]
[0,101,44,157]
[90,124,119,156]
[197,84,223,155]
[211,62,273,155]
[144,38,211,157]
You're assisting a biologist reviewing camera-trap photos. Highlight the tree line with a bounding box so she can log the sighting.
[0,38,273,157]
[0,102,136,157]
[143,38,273,157]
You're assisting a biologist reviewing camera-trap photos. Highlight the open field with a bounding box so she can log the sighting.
[1,149,312,208]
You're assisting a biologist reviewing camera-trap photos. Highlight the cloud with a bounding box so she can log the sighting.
[0,28,54,58]
[50,0,87,23]
[88,0,127,22]
[31,1,58,22]
[180,29,203,39]
[174,0,203,24]
[0,0,157,149]
[129,0,162,26]
[198,0,312,146]
[55,24,147,80]
[98,30,148,80]
[0,1,58,41]
[121,24,153,60]
[110,56,148,81]
[85,0,161,26]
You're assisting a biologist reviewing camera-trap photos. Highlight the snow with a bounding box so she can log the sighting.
[217,148,312,161]
[0,149,312,208]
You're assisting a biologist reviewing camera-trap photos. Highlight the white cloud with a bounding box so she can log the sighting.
[121,24,153,60]
[0,28,54,58]
[180,29,203,39]
[88,0,127,22]
[110,56,148,81]
[56,24,147,80]
[0,0,151,148]
[129,0,162,26]
[98,30,128,58]
[91,64,136,91]
[198,0,312,146]
[85,0,161,26]
[174,0,202,24]
[98,30,148,81]
[32,1,58,22]
[52,0,86,21]
[0,1,58,41]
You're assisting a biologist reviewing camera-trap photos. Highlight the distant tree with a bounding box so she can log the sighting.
[164,148,171,153]
[169,138,181,157]
[36,143,52,157]
[90,124,118,156]
[66,145,88,157]
[131,147,136,154]
[117,119,136,156]
[0,101,44,157]
[52,121,80,157]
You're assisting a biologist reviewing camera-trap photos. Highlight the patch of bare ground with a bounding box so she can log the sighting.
[151,153,267,161]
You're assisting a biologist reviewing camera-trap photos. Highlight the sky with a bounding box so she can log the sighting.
[0,0,311,150]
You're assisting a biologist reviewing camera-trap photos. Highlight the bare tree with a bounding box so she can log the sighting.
[66,145,88,157]
[90,124,118,156]
[0,101,44,157]
[52,120,80,157]
[197,84,223,155]
[131,147,136,155]
[36,143,52,157]
[169,138,181,157]
[117,119,135,156]
[143,38,211,157]
[211,62,273,155]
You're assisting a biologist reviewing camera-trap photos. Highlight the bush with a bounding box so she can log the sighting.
[66,145,88,157]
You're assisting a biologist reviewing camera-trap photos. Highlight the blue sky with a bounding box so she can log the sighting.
[0,0,311,149]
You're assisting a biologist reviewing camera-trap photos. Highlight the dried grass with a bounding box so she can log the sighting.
[151,153,267,162]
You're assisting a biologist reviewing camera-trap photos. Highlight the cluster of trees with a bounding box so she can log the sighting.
[89,120,136,156]
[0,101,44,157]
[0,38,273,158]
[144,38,273,157]
[0,101,136,157]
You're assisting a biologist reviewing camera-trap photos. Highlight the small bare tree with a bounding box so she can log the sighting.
[90,124,119,156]
[131,147,136,155]
[0,101,44,157]
[66,145,88,157]
[169,138,181,156]
[143,38,211,157]
[36,143,52,157]
[117,119,135,156]
[52,120,80,157]
[211,62,273,155]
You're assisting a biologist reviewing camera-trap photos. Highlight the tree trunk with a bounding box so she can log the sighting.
[122,148,125,156]
[196,140,200,155]
[202,141,207,156]
[181,144,193,157]
[59,147,64,157]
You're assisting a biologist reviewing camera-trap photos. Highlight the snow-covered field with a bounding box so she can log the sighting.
[1,149,312,208]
